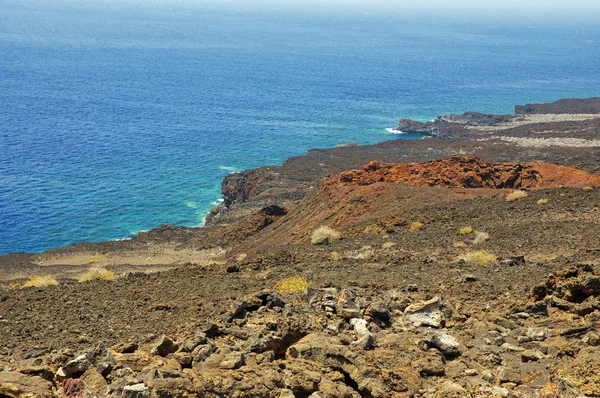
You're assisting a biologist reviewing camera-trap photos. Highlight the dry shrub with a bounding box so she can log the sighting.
[409,221,424,231]
[331,251,344,261]
[236,253,248,261]
[311,226,341,245]
[78,268,117,282]
[537,198,549,205]
[453,241,467,248]
[473,231,490,245]
[506,190,528,201]
[459,226,473,235]
[539,383,560,398]
[382,241,395,249]
[275,277,310,294]
[22,275,59,288]
[459,250,497,266]
[346,245,375,260]
[9,282,21,289]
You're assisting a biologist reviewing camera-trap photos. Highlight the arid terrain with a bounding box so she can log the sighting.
[1,98,600,397]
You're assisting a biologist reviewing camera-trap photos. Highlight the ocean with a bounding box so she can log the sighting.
[1,2,599,255]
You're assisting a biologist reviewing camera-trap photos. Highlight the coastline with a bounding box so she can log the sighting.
[2,97,600,262]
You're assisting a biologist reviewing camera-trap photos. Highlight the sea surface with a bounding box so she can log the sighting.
[1,2,600,255]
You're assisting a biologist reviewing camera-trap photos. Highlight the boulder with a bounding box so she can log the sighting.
[62,354,91,378]
[423,331,461,357]
[403,297,445,329]
[152,335,178,357]
[219,352,245,370]
[0,372,54,398]
[121,383,149,398]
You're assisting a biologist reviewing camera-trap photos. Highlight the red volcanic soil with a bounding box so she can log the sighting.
[337,156,600,189]
[238,156,600,250]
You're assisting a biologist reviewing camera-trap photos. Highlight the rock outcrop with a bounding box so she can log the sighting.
[515,97,600,114]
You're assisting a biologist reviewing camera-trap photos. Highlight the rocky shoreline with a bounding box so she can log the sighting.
[1,97,600,397]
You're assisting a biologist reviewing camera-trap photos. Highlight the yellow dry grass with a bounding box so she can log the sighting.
[537,198,549,205]
[459,250,497,266]
[409,221,424,231]
[311,226,341,245]
[331,251,344,261]
[506,190,528,201]
[275,277,310,294]
[22,275,59,288]
[78,268,117,282]
[459,226,473,235]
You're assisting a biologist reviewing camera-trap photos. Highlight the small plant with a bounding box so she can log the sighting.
[382,241,395,249]
[236,253,247,262]
[331,251,344,261]
[472,231,490,245]
[9,282,21,289]
[459,226,473,235]
[409,221,424,231]
[506,190,528,201]
[275,277,310,294]
[346,245,375,260]
[311,226,341,245]
[78,268,117,282]
[22,275,59,288]
[537,198,549,205]
[459,250,497,266]
[88,255,100,264]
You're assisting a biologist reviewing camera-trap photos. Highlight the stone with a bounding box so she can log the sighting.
[457,274,477,283]
[501,255,526,267]
[415,349,445,377]
[81,368,108,396]
[226,264,240,273]
[423,331,461,357]
[179,333,207,353]
[497,366,522,384]
[336,289,361,320]
[527,327,553,341]
[226,296,263,321]
[146,377,197,397]
[219,352,245,369]
[521,349,545,362]
[61,378,94,398]
[265,292,285,309]
[0,372,54,398]
[202,321,219,338]
[167,352,193,368]
[582,331,600,346]
[112,342,138,354]
[308,287,338,312]
[279,389,296,398]
[121,383,150,398]
[501,343,525,352]
[403,297,445,329]
[350,318,375,350]
[369,303,391,324]
[152,335,178,357]
[62,354,91,378]
[192,345,214,364]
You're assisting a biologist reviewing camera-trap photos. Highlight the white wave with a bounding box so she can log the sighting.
[386,128,407,134]
[218,165,240,173]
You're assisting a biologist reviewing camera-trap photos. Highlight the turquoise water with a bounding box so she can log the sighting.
[1,3,600,255]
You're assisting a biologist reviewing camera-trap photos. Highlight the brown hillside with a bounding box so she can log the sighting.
[239,156,600,249]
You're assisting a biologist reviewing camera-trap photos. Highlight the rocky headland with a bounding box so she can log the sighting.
[1,98,600,397]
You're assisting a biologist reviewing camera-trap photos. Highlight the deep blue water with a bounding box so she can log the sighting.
[1,3,600,255]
